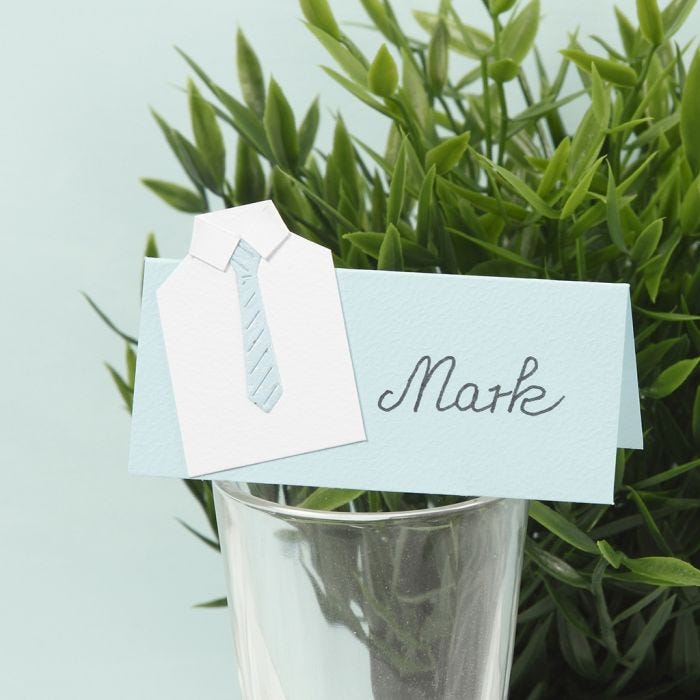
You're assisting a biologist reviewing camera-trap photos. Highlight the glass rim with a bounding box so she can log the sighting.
[213,481,506,522]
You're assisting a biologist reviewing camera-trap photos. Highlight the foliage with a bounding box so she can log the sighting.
[90,0,700,696]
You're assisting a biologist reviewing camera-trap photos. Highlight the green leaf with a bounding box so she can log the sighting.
[82,292,137,345]
[636,0,665,45]
[636,336,685,381]
[188,80,225,190]
[126,343,136,387]
[414,11,493,59]
[105,363,133,412]
[149,109,207,193]
[590,64,610,127]
[502,0,540,65]
[525,539,590,589]
[144,232,159,259]
[401,48,430,129]
[332,117,359,202]
[536,137,570,197]
[298,98,320,166]
[360,0,402,45]
[591,559,619,657]
[643,230,680,303]
[623,113,680,150]
[141,179,207,213]
[235,139,266,205]
[529,502,598,554]
[380,491,404,511]
[630,219,664,262]
[488,58,520,82]
[662,0,698,38]
[427,19,449,91]
[681,49,700,175]
[447,228,543,271]
[478,156,558,218]
[425,132,471,174]
[438,177,528,220]
[621,596,675,676]
[550,579,600,645]
[276,167,356,235]
[194,597,227,609]
[617,151,658,195]
[236,29,266,117]
[306,24,367,85]
[368,44,398,97]
[508,91,585,137]
[633,457,700,488]
[634,307,700,322]
[605,163,627,252]
[627,487,671,554]
[344,232,436,267]
[322,66,396,120]
[370,170,387,231]
[624,557,700,586]
[568,106,605,180]
[169,130,218,194]
[694,386,700,442]
[263,79,299,171]
[615,8,637,56]
[680,174,700,234]
[647,356,700,399]
[299,0,341,40]
[489,0,518,15]
[671,610,700,680]
[176,518,220,551]
[182,481,218,538]
[387,139,407,226]
[416,164,436,247]
[556,611,598,679]
[510,617,552,688]
[378,223,404,270]
[597,539,624,568]
[560,156,605,219]
[612,588,668,626]
[561,49,637,87]
[298,487,365,510]
[175,48,272,161]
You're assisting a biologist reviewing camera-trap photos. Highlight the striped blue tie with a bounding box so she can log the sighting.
[229,240,283,412]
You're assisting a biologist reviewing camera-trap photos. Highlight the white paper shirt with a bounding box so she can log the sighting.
[157,201,366,477]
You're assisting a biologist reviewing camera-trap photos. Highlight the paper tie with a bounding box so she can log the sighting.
[229,240,283,412]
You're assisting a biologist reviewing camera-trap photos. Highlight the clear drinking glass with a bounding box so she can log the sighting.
[213,482,527,700]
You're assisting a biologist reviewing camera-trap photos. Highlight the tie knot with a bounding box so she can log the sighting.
[229,239,260,275]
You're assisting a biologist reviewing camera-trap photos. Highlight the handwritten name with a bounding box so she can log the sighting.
[378,355,564,416]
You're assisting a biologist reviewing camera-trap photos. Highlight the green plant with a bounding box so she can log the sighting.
[89,0,700,695]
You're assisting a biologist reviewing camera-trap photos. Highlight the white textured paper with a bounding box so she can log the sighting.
[157,203,366,477]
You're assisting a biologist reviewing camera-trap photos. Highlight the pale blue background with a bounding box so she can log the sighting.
[1,1,697,698]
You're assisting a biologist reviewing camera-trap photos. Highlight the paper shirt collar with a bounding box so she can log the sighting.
[189,201,290,270]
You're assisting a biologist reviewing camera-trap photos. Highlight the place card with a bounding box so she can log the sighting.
[129,203,642,504]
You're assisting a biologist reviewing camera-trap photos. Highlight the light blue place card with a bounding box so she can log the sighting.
[130,252,642,504]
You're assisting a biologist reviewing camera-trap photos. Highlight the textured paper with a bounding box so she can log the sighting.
[130,253,643,503]
[156,202,366,477]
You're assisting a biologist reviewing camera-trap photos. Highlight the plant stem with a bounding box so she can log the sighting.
[491,14,509,166]
[481,58,493,161]
[497,83,509,166]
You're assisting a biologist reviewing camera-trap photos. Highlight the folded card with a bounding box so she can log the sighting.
[129,202,643,504]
